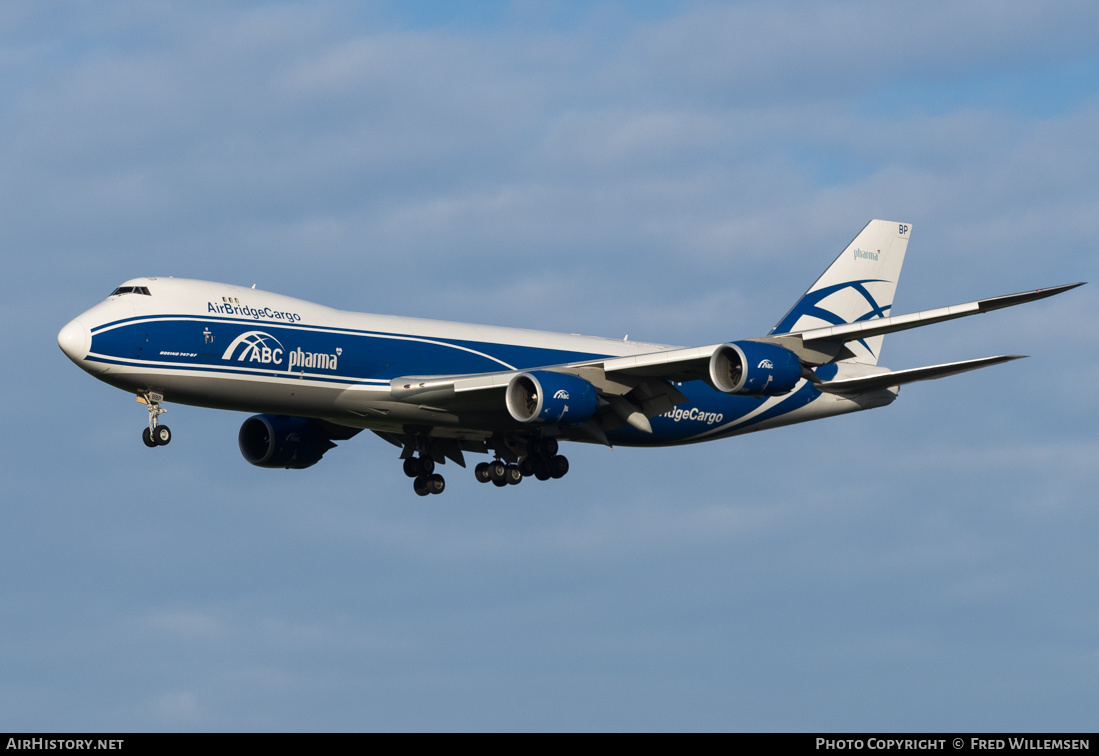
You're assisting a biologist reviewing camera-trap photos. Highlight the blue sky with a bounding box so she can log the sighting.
[2,0,1097,731]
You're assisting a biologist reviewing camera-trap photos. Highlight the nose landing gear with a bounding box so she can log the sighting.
[139,392,171,447]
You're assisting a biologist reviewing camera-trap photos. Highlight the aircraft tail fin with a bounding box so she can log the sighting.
[770,219,912,365]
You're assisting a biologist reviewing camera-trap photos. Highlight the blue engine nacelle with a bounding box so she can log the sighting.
[709,341,803,396]
[506,371,599,424]
[238,414,338,469]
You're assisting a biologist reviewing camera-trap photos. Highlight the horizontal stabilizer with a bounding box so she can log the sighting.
[817,355,1025,394]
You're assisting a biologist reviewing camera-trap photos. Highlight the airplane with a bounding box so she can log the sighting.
[57,219,1081,495]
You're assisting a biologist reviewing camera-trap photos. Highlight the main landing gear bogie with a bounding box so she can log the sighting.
[402,435,570,496]
[405,454,445,495]
[473,461,524,487]
[474,445,569,489]
[413,473,446,496]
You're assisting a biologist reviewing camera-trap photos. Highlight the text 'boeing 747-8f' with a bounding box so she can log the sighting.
[57,220,1083,495]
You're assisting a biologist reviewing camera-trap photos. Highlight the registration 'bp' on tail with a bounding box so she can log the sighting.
[770,219,912,365]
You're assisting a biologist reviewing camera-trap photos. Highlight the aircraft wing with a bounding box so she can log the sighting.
[764,283,1083,364]
[543,283,1084,379]
[389,361,691,434]
[388,343,721,400]
[390,371,516,403]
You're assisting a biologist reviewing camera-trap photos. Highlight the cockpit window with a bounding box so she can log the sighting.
[110,286,151,296]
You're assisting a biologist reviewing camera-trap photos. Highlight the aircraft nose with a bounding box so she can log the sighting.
[58,318,89,363]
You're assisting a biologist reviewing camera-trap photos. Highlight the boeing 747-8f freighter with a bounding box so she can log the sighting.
[57,220,1082,495]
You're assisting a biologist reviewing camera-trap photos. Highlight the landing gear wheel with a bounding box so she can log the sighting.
[427,474,446,495]
[534,459,551,481]
[505,465,523,485]
[488,461,507,483]
[474,462,492,483]
[142,428,157,448]
[538,437,558,457]
[404,456,434,477]
[492,478,508,488]
[549,454,569,479]
[413,475,430,496]
[153,425,172,446]
[518,457,537,477]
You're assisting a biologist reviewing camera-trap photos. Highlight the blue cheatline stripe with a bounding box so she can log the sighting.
[89,314,608,374]
[92,312,548,345]
[83,352,390,386]
[91,315,520,369]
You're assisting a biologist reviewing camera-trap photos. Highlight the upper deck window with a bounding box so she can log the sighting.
[110,286,151,296]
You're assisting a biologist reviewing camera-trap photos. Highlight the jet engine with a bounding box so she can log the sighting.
[238,414,339,469]
[506,371,599,424]
[708,341,803,396]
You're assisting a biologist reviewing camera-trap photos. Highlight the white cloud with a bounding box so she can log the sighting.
[142,610,225,640]
[153,691,202,722]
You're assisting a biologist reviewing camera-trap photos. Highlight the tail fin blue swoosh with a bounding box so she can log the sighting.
[770,219,912,365]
